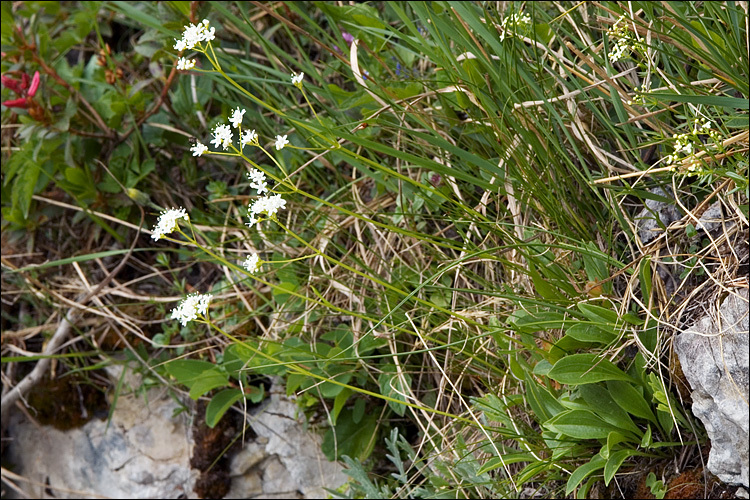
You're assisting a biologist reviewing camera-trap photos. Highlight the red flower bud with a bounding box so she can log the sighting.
[3,97,28,108]
[28,71,40,96]
[1,74,22,94]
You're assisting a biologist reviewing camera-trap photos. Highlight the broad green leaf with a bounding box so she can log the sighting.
[525,373,565,423]
[548,354,636,385]
[601,431,628,459]
[205,388,245,428]
[607,380,658,424]
[604,449,640,485]
[577,303,620,325]
[188,368,229,399]
[165,359,216,385]
[378,367,412,417]
[322,409,378,461]
[545,410,621,439]
[332,388,353,425]
[577,384,640,436]
[565,323,617,344]
[565,453,606,495]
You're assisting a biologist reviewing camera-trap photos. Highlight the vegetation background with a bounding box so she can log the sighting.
[2,1,748,498]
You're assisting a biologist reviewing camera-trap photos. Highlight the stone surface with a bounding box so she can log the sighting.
[225,385,348,499]
[635,187,683,245]
[6,372,347,499]
[5,382,194,498]
[674,287,749,488]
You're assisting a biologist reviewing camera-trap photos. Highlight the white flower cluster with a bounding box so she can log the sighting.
[247,194,287,227]
[241,129,258,147]
[173,19,215,71]
[174,19,215,52]
[171,292,212,327]
[247,169,268,194]
[210,123,233,150]
[665,118,718,168]
[607,15,644,63]
[242,253,261,274]
[274,134,289,150]
[151,207,189,240]
[229,107,245,128]
[291,72,304,87]
[176,57,196,70]
[499,11,531,41]
[191,142,208,156]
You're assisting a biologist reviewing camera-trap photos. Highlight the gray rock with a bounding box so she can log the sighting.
[636,187,683,244]
[225,384,348,499]
[6,371,347,499]
[5,383,194,499]
[674,287,749,487]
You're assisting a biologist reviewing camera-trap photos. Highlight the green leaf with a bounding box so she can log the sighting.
[524,372,565,423]
[332,388,353,425]
[577,303,620,325]
[188,368,230,399]
[565,453,606,495]
[604,449,639,485]
[547,354,636,385]
[607,380,658,424]
[378,367,412,417]
[577,384,640,436]
[205,388,245,428]
[322,408,379,461]
[165,359,216,385]
[643,93,749,110]
[565,323,617,344]
[545,410,621,439]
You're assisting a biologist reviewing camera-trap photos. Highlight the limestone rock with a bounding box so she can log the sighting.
[5,385,194,499]
[674,287,749,487]
[635,187,682,245]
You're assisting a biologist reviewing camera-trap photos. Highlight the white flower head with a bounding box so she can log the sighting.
[249,194,287,220]
[241,129,258,147]
[191,142,208,157]
[229,107,246,128]
[291,72,304,87]
[174,19,216,52]
[151,207,189,240]
[171,292,212,327]
[210,123,233,150]
[274,134,289,150]
[176,57,195,70]
[242,253,262,274]
[247,168,268,194]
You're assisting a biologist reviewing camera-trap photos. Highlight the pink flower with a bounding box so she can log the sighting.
[2,70,40,109]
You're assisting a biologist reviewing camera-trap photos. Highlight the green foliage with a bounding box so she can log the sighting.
[6,1,744,497]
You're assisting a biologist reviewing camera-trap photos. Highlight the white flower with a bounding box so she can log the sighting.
[174,19,216,52]
[182,23,204,50]
[249,194,287,220]
[191,142,208,156]
[176,57,195,70]
[229,107,246,128]
[274,134,289,150]
[151,207,189,240]
[242,253,261,274]
[210,123,233,150]
[245,215,258,227]
[247,169,268,194]
[291,72,304,86]
[171,292,212,327]
[241,129,258,147]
